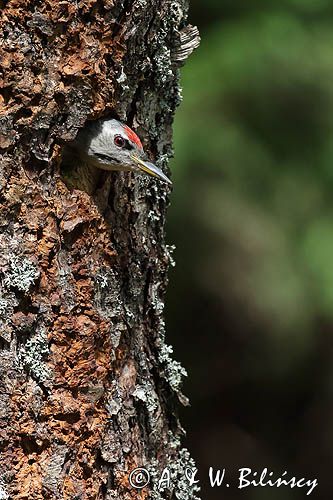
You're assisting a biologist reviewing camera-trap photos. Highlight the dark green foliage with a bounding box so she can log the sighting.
[168,2,333,498]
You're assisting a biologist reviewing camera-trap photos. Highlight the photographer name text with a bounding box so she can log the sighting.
[129,466,318,495]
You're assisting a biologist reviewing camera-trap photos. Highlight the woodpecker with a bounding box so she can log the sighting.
[63,118,171,191]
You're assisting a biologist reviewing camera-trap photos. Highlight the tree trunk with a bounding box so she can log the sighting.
[0,1,199,499]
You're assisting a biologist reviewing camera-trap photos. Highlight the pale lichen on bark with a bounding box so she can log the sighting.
[0,0,200,498]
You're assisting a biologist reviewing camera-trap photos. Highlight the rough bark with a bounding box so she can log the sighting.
[0,1,199,499]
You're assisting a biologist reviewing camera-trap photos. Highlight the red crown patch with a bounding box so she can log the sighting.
[124,125,143,150]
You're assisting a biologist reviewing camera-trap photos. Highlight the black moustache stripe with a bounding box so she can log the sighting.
[95,153,120,163]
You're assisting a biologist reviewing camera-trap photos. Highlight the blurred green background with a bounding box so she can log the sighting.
[166,1,333,498]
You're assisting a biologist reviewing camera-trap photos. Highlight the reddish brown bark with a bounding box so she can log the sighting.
[0,1,199,499]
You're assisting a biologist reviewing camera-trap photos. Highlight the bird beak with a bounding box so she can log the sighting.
[131,155,172,185]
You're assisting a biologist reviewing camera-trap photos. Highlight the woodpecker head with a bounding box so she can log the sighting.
[72,118,171,184]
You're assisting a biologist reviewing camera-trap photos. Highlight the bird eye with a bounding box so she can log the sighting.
[114,135,125,148]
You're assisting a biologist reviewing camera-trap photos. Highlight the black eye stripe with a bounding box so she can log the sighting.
[123,139,134,151]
